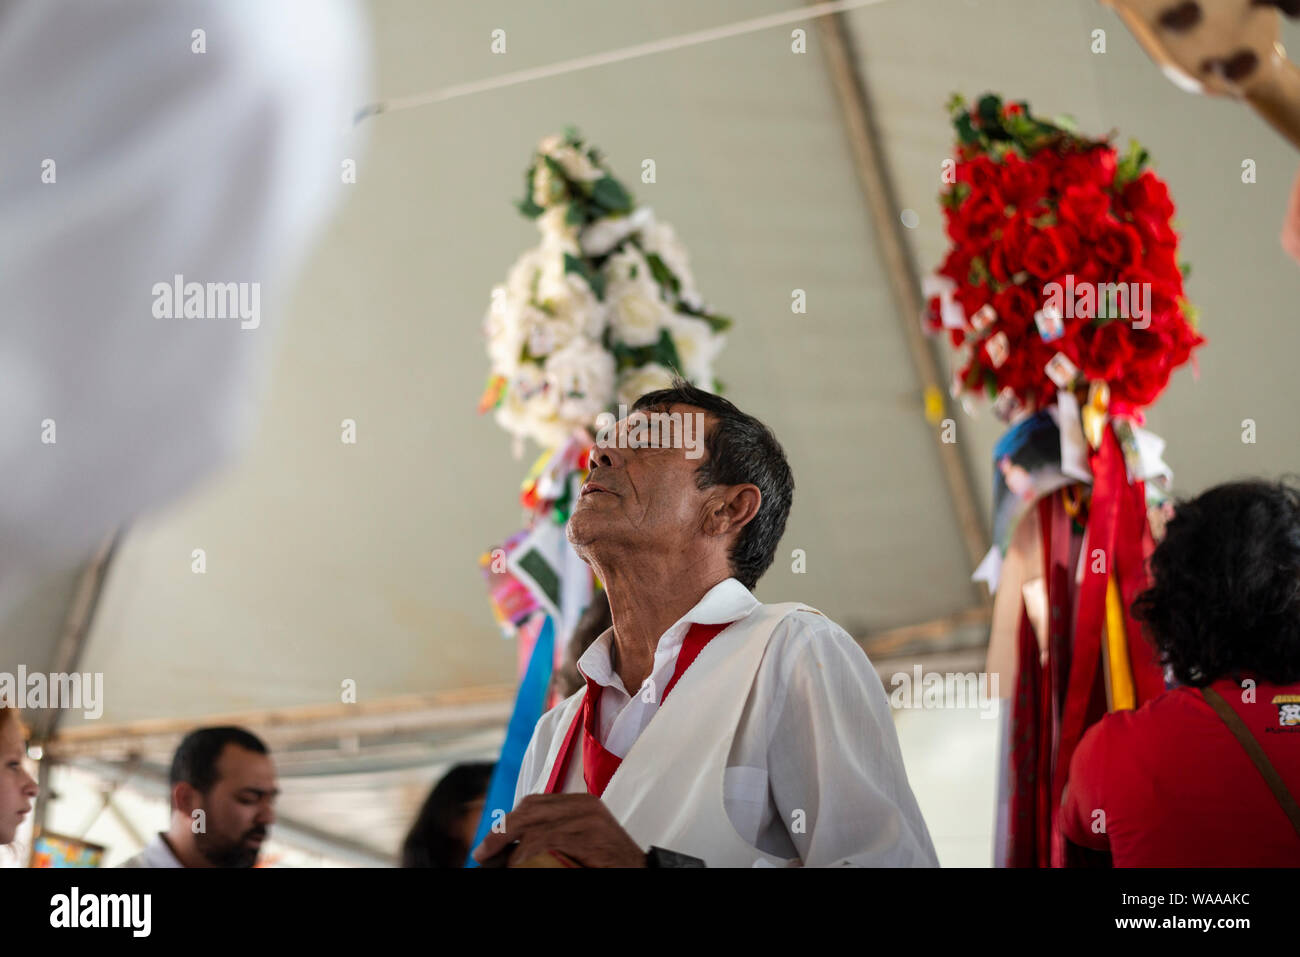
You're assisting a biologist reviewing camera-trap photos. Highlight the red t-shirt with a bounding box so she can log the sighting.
[1061,676,1300,866]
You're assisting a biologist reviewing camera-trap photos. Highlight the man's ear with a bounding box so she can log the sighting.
[173,781,197,815]
[705,484,761,537]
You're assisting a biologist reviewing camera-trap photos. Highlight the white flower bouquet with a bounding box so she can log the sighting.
[480,129,730,453]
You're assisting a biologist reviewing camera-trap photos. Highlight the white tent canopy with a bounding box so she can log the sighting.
[6,0,1299,865]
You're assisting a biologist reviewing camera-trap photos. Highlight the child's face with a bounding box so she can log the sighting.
[0,718,38,845]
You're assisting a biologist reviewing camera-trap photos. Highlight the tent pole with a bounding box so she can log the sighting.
[809,2,991,600]
[31,529,120,744]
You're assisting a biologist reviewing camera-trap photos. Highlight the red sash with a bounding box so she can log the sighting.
[542,620,732,797]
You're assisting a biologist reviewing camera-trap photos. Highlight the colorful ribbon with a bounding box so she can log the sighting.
[464,614,555,868]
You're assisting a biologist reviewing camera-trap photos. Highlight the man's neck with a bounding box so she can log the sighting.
[163,827,212,868]
[601,558,731,694]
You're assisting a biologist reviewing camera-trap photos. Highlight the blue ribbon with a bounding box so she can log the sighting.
[464,614,555,867]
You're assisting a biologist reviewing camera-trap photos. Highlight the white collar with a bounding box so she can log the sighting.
[142,832,185,868]
[577,578,759,694]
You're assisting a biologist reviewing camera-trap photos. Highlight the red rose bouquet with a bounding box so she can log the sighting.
[926,94,1204,417]
[930,95,1208,870]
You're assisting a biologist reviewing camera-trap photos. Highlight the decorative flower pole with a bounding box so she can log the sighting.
[468,131,731,859]
[925,95,1205,867]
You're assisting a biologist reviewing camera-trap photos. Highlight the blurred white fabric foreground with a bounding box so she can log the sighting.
[0,0,370,610]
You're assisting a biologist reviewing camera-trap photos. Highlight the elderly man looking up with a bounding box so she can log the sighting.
[476,380,937,868]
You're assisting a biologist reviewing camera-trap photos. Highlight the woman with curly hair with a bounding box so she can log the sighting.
[1,707,39,847]
[1061,479,1300,866]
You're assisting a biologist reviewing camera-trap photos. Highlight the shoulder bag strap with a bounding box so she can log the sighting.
[1201,685,1300,839]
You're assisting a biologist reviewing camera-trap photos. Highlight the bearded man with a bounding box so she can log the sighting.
[120,726,276,868]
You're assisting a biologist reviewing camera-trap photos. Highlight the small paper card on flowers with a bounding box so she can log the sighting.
[1054,389,1092,483]
[1044,352,1078,389]
[1131,424,1173,485]
[923,274,967,329]
[1034,303,1064,343]
[970,304,997,333]
[985,331,1010,368]
[1111,418,1153,486]
[994,386,1022,423]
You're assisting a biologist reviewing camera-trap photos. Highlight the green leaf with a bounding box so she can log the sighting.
[1052,114,1080,134]
[1003,113,1035,140]
[591,176,633,213]
[1113,138,1151,189]
[677,300,731,333]
[540,154,569,204]
[610,329,684,374]
[941,182,971,210]
[611,340,652,371]
[977,94,1003,128]
[565,202,585,226]
[515,196,544,219]
[652,328,683,373]
[955,112,980,146]
[563,252,605,299]
[517,160,543,218]
[700,312,732,333]
[644,252,681,297]
[975,94,1013,142]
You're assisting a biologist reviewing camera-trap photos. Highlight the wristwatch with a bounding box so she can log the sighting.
[644,845,706,868]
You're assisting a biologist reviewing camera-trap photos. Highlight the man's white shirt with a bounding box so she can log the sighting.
[118,833,184,869]
[515,578,939,867]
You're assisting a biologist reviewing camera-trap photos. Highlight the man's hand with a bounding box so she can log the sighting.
[471,794,647,868]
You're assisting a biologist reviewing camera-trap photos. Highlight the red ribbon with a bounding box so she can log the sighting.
[1051,422,1163,864]
[544,620,732,797]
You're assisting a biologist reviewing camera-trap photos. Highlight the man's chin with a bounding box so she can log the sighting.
[565,511,601,548]
[201,842,262,869]
[227,847,261,869]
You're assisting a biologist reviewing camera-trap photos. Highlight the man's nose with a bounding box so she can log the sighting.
[590,442,623,469]
[23,772,38,797]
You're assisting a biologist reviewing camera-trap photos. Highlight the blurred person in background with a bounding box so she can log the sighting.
[0,0,369,617]
[0,707,39,847]
[402,762,494,867]
[120,725,278,868]
[1062,479,1300,866]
